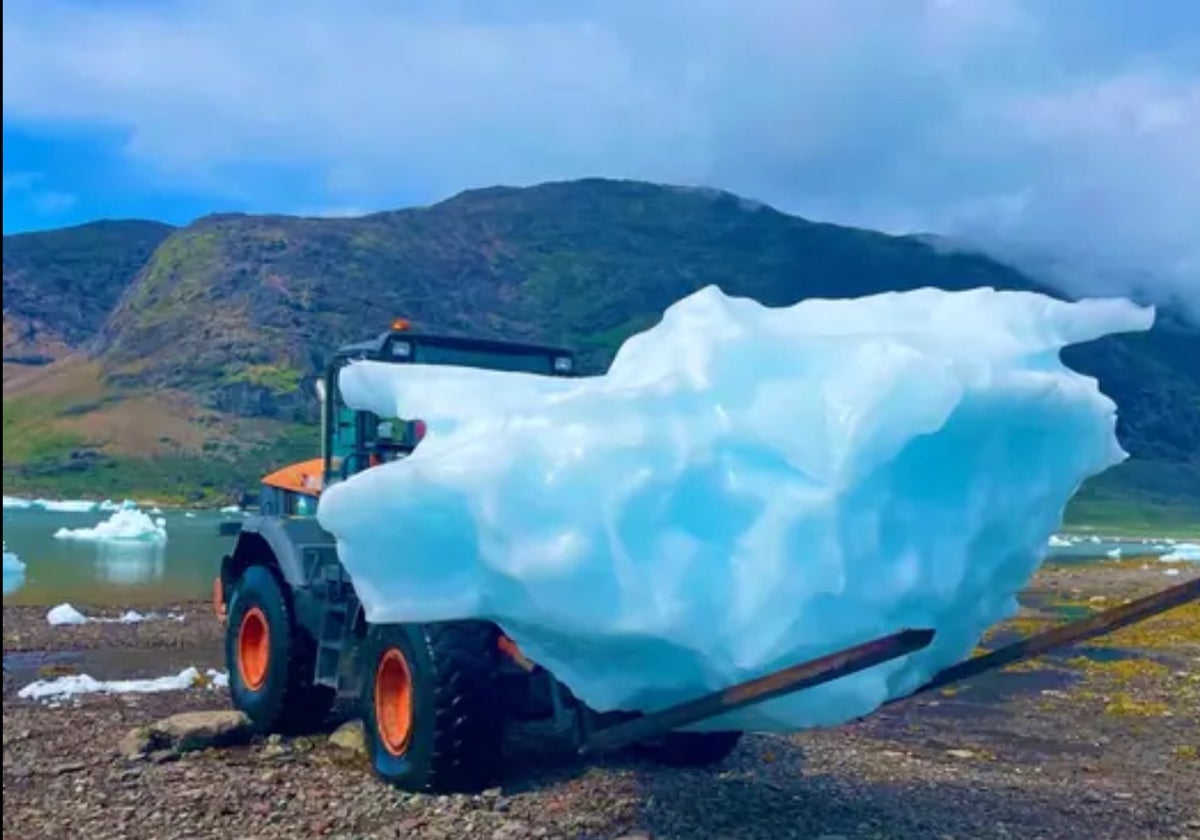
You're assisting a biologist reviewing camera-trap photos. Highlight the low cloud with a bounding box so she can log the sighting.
[3,0,1197,312]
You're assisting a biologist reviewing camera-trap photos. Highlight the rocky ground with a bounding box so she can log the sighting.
[4,559,1199,840]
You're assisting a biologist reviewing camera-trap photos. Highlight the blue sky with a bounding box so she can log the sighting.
[3,0,1198,309]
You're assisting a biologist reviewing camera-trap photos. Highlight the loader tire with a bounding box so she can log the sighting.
[225,564,335,733]
[362,621,504,794]
[631,730,744,767]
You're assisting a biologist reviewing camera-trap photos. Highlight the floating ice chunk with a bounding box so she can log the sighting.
[17,667,229,701]
[1160,543,1200,562]
[53,509,168,543]
[39,499,100,513]
[318,285,1154,732]
[98,499,139,512]
[219,505,242,514]
[3,496,108,513]
[47,604,89,625]
[1047,535,1071,548]
[149,506,164,515]
[2,542,24,573]
[1106,547,1122,559]
[3,543,26,596]
[184,511,197,518]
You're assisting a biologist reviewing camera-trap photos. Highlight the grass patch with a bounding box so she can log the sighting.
[1065,459,1200,538]
[223,364,303,394]
[1088,601,1200,650]
[1102,694,1172,717]
[3,419,318,505]
[1061,505,1200,539]
[2,393,90,461]
[1064,656,1170,683]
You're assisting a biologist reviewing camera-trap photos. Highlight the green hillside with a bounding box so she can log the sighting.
[3,179,1197,526]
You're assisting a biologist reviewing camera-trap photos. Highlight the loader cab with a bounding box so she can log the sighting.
[260,322,575,517]
[318,320,575,491]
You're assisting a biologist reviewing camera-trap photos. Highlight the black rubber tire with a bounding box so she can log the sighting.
[361,621,505,793]
[630,730,744,767]
[224,564,335,734]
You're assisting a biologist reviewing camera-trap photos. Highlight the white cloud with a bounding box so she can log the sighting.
[2,169,77,216]
[2,0,1198,311]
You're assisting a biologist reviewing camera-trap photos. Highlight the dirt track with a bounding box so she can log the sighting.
[4,559,1199,840]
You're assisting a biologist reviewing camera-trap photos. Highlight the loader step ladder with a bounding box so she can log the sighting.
[305,546,360,696]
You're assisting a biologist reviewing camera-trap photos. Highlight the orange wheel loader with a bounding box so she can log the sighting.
[213,319,1200,794]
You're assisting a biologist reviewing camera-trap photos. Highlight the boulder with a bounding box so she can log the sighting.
[329,719,366,755]
[119,710,251,759]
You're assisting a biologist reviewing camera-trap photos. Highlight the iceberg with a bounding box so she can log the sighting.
[3,542,25,596]
[53,509,168,544]
[316,285,1154,732]
[3,495,96,512]
[2,496,139,513]
[1160,543,1200,562]
[2,542,23,573]
[39,499,101,514]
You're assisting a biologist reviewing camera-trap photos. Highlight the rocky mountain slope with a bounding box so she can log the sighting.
[3,179,1197,523]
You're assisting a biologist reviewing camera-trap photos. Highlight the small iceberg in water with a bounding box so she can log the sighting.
[1159,543,1200,563]
[53,509,168,544]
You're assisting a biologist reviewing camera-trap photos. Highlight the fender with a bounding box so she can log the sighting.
[217,515,342,639]
[221,515,339,590]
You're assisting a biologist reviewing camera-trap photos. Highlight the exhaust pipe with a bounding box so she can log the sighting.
[315,378,328,468]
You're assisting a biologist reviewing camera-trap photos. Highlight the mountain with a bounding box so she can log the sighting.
[4,219,174,364]
[3,179,1198,526]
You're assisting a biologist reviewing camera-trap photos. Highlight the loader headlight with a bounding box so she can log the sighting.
[553,356,573,373]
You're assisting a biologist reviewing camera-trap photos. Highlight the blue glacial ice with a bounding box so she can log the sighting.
[316,285,1154,733]
[3,542,25,596]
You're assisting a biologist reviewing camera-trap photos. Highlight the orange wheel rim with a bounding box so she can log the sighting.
[237,607,270,690]
[374,648,413,756]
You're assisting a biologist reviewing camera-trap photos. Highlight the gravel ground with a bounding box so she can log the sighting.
[4,561,1198,840]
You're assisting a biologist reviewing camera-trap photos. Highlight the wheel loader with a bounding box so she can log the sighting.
[213,317,1200,794]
